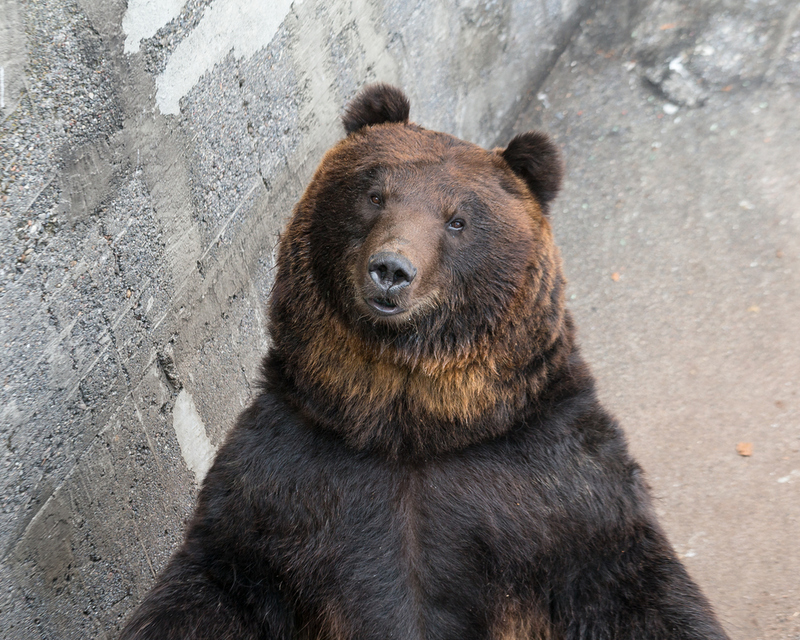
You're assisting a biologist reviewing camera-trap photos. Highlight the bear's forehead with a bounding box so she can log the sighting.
[350,126,491,166]
[376,163,512,208]
[341,126,522,197]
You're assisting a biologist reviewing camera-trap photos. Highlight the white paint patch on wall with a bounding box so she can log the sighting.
[122,0,186,54]
[0,0,26,115]
[172,389,218,485]
[155,0,302,115]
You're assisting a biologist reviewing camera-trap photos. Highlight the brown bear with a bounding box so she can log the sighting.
[120,84,729,640]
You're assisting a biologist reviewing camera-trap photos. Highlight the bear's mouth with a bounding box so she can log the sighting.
[367,297,404,316]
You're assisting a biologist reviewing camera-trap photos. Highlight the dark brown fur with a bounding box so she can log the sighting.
[120,85,729,640]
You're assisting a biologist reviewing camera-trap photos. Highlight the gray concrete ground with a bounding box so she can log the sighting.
[1,0,798,637]
[516,1,800,637]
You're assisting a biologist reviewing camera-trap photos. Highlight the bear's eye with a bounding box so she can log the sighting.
[447,218,466,231]
[369,193,382,206]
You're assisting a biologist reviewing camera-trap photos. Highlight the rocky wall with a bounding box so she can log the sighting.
[0,0,588,636]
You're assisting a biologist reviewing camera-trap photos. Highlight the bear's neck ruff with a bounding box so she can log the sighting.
[266,248,572,458]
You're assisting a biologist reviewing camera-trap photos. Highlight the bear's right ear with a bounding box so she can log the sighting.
[499,131,564,212]
[342,84,411,134]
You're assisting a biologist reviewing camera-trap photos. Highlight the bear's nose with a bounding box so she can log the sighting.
[368,252,417,293]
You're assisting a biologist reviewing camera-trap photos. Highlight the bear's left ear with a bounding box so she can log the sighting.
[499,131,564,212]
[342,84,411,134]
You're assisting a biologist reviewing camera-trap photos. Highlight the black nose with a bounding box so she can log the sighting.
[368,252,417,293]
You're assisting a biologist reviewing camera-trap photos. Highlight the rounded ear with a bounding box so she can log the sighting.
[342,84,411,134]
[499,131,564,212]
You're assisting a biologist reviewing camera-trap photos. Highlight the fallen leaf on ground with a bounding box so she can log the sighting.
[611,272,620,282]
[736,442,753,457]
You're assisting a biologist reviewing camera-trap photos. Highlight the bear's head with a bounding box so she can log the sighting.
[267,84,574,457]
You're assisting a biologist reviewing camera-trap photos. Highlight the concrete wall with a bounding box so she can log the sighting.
[0,0,589,636]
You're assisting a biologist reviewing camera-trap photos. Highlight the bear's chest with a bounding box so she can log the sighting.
[252,425,558,639]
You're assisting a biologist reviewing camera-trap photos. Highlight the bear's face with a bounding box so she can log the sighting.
[267,85,568,456]
[305,126,543,336]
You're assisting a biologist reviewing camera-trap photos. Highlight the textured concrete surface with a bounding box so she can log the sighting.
[0,0,587,637]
